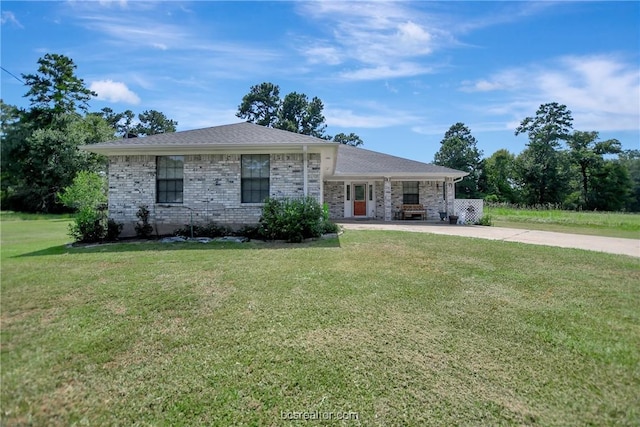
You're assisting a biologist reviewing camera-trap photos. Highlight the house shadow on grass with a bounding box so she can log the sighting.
[16,236,342,258]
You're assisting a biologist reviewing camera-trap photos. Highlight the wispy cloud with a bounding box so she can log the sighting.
[90,80,141,104]
[295,1,447,81]
[459,55,640,132]
[1,11,23,28]
[325,101,421,128]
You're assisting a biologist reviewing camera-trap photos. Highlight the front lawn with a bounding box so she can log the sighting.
[485,205,640,239]
[1,215,639,425]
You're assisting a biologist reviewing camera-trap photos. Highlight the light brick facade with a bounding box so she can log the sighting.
[108,153,322,236]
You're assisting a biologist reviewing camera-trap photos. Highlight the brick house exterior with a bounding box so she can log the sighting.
[84,122,467,236]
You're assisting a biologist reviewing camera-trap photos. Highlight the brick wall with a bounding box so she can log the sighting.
[108,153,321,236]
[324,181,344,219]
[391,181,446,220]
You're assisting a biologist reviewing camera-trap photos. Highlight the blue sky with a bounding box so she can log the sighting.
[1,1,639,163]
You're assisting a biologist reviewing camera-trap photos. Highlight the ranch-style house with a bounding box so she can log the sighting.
[83,122,469,235]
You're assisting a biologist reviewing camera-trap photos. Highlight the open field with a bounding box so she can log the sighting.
[485,205,640,239]
[1,215,639,425]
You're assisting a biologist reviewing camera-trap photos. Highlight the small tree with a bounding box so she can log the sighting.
[57,171,108,242]
[433,122,483,198]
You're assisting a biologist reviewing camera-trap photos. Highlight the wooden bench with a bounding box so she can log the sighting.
[401,204,427,220]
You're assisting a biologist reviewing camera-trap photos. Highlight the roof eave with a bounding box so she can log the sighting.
[326,171,468,181]
[81,143,338,156]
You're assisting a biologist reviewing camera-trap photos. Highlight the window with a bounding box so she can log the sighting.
[156,156,183,203]
[241,154,270,203]
[403,181,419,204]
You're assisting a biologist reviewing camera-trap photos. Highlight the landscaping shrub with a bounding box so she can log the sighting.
[57,171,108,242]
[477,214,493,226]
[259,197,324,242]
[67,206,107,243]
[106,219,124,241]
[173,222,228,238]
[134,205,153,238]
[235,224,262,240]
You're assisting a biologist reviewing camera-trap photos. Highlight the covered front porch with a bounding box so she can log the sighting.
[323,177,462,222]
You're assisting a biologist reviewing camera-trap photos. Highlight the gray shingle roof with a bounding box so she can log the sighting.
[88,121,331,148]
[84,121,467,178]
[334,144,467,177]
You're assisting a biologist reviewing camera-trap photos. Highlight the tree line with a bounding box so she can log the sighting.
[1,54,178,212]
[2,53,638,214]
[433,103,639,212]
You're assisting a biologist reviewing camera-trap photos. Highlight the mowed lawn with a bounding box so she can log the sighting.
[485,205,640,239]
[1,215,639,426]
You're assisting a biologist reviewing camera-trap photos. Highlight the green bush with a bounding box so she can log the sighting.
[477,214,493,226]
[57,171,108,242]
[320,220,340,234]
[173,222,228,238]
[68,206,107,243]
[134,205,153,238]
[259,197,324,242]
[106,219,123,241]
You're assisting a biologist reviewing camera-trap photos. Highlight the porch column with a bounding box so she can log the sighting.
[384,177,392,221]
[303,145,308,197]
[445,177,455,215]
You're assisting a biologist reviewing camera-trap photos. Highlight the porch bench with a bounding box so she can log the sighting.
[401,204,427,220]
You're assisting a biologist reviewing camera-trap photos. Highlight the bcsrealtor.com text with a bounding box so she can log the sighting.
[281,410,359,421]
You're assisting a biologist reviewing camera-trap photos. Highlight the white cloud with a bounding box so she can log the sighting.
[459,55,640,132]
[98,0,128,7]
[304,45,342,65]
[296,2,445,80]
[325,103,420,128]
[339,62,433,81]
[1,11,23,28]
[90,80,141,104]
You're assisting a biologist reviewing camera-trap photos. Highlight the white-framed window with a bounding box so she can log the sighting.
[156,156,184,203]
[241,154,270,203]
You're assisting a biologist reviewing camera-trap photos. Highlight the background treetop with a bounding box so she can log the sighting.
[236,82,363,146]
[22,53,96,115]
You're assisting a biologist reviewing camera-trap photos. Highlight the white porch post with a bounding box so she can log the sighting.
[445,177,455,215]
[303,145,308,197]
[384,177,392,221]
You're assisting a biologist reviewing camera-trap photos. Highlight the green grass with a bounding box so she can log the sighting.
[2,215,639,426]
[485,205,640,239]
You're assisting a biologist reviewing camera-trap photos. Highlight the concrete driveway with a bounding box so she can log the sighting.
[337,221,640,258]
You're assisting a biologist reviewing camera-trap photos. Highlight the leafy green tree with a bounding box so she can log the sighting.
[483,149,520,203]
[236,82,280,127]
[22,53,96,117]
[567,131,622,209]
[618,150,640,212]
[276,92,327,138]
[237,82,361,143]
[135,109,177,136]
[333,132,364,146]
[3,113,108,212]
[515,102,573,205]
[58,171,108,242]
[100,107,136,137]
[2,54,110,212]
[586,160,633,211]
[515,146,571,206]
[433,122,483,198]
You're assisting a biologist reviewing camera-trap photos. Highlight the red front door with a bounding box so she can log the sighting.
[354,184,366,216]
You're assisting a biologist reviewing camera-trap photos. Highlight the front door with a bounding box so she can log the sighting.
[353,184,367,216]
